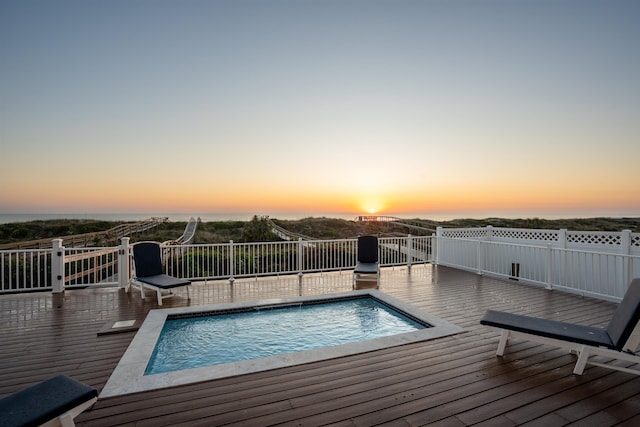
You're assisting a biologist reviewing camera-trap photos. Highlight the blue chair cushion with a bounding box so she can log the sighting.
[137,274,191,289]
[132,242,164,277]
[354,262,379,275]
[0,374,97,427]
[357,236,378,263]
[481,310,614,349]
[606,278,640,350]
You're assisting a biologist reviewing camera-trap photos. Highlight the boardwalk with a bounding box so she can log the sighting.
[1,265,639,426]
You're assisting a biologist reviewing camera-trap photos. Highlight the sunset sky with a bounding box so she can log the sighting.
[1,0,639,219]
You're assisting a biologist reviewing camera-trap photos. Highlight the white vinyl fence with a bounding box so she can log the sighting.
[435,226,640,302]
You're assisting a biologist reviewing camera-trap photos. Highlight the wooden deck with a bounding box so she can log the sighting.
[2,265,639,426]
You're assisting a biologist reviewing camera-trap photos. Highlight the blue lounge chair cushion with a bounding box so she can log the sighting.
[480,310,614,349]
[132,242,164,277]
[0,374,97,427]
[357,235,379,263]
[354,262,379,274]
[605,278,640,349]
[137,274,191,289]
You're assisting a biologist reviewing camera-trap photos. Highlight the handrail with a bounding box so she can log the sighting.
[355,215,435,233]
[166,217,199,245]
[267,219,315,241]
[0,217,169,250]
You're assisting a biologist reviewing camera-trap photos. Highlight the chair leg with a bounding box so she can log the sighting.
[41,396,97,427]
[573,345,589,375]
[186,286,190,300]
[156,289,163,306]
[496,330,509,356]
[59,411,76,427]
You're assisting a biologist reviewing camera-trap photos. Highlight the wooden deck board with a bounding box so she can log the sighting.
[1,265,639,426]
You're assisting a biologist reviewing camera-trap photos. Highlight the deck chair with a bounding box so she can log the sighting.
[129,242,191,306]
[353,235,380,289]
[0,374,98,427]
[480,278,640,375]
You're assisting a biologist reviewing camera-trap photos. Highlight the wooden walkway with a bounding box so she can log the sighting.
[1,265,639,426]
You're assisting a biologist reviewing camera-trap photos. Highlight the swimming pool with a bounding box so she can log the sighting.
[101,290,463,397]
[146,297,427,375]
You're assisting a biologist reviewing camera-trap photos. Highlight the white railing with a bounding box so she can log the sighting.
[64,246,120,288]
[159,237,432,281]
[1,236,432,293]
[0,239,123,293]
[0,247,52,292]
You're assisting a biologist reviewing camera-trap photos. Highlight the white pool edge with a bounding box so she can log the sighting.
[100,290,464,398]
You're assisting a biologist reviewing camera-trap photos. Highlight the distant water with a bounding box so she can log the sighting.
[1,210,634,224]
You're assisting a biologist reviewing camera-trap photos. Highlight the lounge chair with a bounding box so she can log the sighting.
[0,374,97,427]
[353,235,380,289]
[480,278,640,375]
[129,242,191,306]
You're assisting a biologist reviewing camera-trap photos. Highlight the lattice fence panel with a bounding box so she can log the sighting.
[566,231,621,246]
[441,229,488,239]
[491,228,559,242]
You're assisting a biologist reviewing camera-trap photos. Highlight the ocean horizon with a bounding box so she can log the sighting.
[1,210,638,225]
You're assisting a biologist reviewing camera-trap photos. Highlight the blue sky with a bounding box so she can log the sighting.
[1,0,639,218]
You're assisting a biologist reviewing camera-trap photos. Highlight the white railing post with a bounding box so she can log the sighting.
[434,227,442,265]
[545,246,553,290]
[621,230,632,291]
[119,237,130,289]
[477,227,489,275]
[51,239,64,293]
[407,234,413,271]
[476,239,484,275]
[558,229,567,287]
[229,240,235,283]
[297,238,303,276]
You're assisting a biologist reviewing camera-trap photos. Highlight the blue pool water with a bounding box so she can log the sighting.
[145,297,427,375]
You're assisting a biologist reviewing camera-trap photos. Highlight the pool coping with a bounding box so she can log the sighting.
[100,290,464,398]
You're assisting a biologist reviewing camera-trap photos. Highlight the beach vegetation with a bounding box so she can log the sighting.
[1,216,638,248]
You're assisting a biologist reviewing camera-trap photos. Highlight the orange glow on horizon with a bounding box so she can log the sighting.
[2,171,638,218]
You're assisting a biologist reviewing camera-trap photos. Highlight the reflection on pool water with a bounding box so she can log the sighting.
[101,290,463,398]
[146,297,428,375]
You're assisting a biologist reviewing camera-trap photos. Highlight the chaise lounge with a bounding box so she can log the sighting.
[480,278,640,375]
[0,374,97,427]
[129,242,192,306]
[353,235,380,289]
